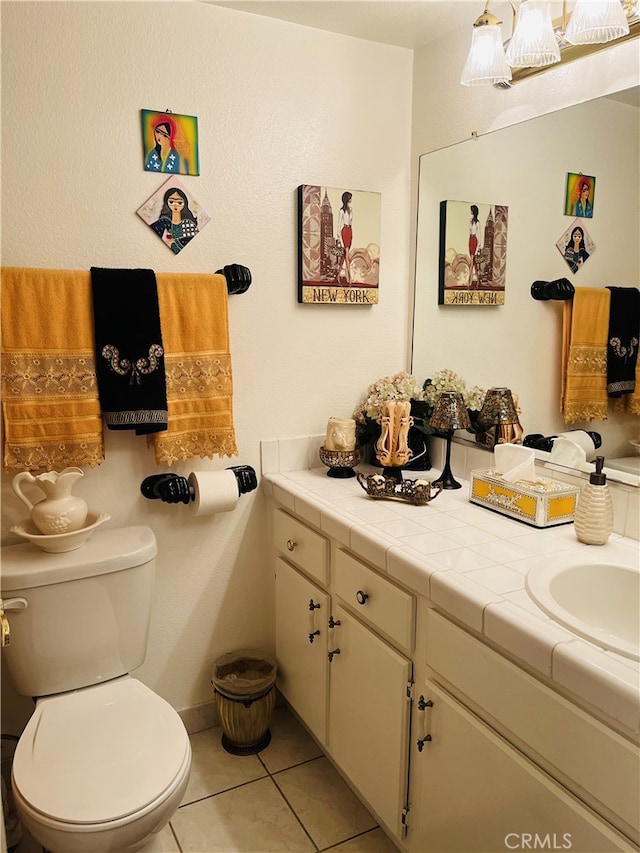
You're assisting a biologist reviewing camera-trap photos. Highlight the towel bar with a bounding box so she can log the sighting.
[531,279,574,301]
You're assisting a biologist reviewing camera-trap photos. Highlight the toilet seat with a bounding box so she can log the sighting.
[12,676,190,826]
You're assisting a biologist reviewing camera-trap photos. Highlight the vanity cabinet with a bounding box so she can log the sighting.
[405,609,638,852]
[275,556,329,745]
[271,501,638,852]
[407,681,632,853]
[273,507,414,839]
[328,603,411,836]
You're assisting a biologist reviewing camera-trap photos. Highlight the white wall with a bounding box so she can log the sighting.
[0,0,413,730]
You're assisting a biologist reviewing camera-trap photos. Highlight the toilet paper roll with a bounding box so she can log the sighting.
[187,470,239,516]
[549,437,590,472]
[554,431,596,457]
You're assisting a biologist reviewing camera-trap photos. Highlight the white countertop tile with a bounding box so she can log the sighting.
[430,570,502,633]
[466,565,526,595]
[386,545,440,598]
[484,601,576,677]
[553,640,640,731]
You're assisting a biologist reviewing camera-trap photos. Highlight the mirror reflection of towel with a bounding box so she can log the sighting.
[90,267,168,434]
[606,286,640,398]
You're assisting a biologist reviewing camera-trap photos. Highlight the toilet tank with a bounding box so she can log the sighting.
[1,526,157,697]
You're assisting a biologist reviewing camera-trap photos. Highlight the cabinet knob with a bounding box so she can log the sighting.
[308,630,320,644]
[355,590,369,606]
[328,648,341,662]
[286,539,296,551]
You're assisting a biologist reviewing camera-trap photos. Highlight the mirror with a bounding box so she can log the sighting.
[412,87,639,484]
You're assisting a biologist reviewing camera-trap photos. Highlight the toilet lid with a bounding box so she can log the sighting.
[12,677,189,825]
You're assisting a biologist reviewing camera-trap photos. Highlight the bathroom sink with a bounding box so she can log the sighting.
[526,553,640,660]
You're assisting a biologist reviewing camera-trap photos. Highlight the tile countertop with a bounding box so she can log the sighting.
[262,466,640,737]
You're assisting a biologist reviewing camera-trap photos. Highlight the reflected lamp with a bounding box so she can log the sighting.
[478,387,519,448]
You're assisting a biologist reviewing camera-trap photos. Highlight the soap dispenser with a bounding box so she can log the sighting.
[574,456,613,545]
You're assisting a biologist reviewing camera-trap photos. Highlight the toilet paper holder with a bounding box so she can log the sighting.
[141,466,257,505]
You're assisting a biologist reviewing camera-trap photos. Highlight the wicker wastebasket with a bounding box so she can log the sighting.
[212,650,277,755]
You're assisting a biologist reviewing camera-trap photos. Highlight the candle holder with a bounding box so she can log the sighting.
[429,391,471,490]
[319,446,360,478]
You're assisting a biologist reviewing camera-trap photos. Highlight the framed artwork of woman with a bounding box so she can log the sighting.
[297,184,381,304]
[556,219,596,274]
[137,177,210,254]
[141,109,200,176]
[564,172,595,218]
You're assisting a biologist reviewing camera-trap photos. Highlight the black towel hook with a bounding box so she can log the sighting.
[531,279,574,301]
[217,264,252,295]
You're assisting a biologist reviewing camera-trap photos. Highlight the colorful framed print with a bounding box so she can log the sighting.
[438,200,508,305]
[141,109,200,176]
[556,219,596,274]
[298,184,381,304]
[564,172,595,218]
[137,178,210,254]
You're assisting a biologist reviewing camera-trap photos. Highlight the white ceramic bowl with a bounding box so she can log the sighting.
[11,512,111,553]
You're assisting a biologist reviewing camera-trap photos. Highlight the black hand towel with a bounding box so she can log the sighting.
[606,286,640,398]
[91,267,168,433]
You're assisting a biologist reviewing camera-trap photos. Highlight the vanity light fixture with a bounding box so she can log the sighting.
[461,0,638,87]
[505,0,560,68]
[460,7,512,86]
[429,391,471,490]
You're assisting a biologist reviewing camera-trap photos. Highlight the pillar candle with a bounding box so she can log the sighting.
[325,417,356,451]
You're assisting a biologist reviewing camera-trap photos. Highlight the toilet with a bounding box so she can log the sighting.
[1,525,191,853]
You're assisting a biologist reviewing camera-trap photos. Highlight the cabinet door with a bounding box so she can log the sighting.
[407,681,633,853]
[275,557,329,745]
[328,604,411,839]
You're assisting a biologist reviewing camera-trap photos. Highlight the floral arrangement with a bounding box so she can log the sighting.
[423,368,486,414]
[353,369,486,447]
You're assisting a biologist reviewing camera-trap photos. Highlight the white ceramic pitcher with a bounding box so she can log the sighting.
[12,467,88,535]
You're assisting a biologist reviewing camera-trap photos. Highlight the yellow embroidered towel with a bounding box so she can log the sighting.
[1,267,104,471]
[151,273,238,464]
[561,287,610,423]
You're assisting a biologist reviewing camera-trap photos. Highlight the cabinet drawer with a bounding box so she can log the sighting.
[426,610,639,839]
[273,508,328,586]
[334,549,415,652]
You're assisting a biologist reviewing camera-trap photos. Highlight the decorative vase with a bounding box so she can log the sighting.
[12,467,88,535]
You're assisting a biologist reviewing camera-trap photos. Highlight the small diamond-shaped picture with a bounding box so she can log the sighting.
[137,177,210,255]
[556,219,596,274]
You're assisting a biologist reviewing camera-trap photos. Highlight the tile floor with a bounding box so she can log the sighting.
[13,704,399,853]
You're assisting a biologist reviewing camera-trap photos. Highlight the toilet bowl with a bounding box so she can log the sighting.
[11,677,191,853]
[1,525,192,853]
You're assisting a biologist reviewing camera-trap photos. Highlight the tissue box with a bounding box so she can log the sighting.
[469,468,578,527]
